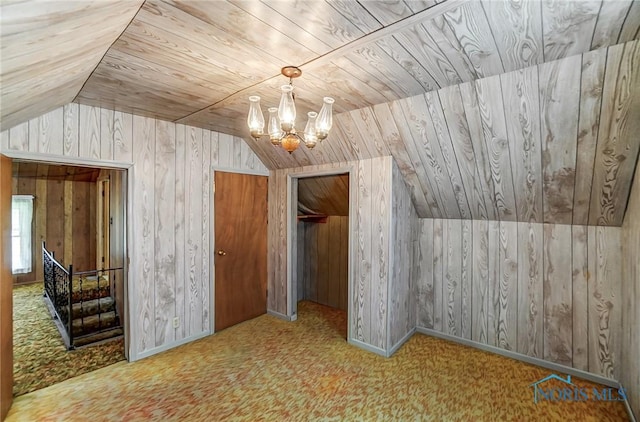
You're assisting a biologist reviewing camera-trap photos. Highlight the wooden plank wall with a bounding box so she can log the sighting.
[388,160,419,350]
[416,219,622,380]
[270,156,419,355]
[0,103,269,359]
[621,158,640,418]
[11,176,97,283]
[297,217,349,311]
[71,179,97,272]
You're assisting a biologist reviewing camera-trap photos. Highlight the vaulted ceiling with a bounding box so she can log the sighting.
[1,0,639,225]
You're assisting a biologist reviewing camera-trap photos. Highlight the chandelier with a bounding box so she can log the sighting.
[247,66,334,154]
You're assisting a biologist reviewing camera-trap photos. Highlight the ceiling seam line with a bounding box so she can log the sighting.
[71,0,147,105]
[173,0,470,123]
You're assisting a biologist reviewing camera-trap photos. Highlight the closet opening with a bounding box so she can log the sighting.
[291,172,349,339]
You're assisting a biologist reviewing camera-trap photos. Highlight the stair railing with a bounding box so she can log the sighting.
[43,242,124,349]
[42,242,72,344]
[68,264,74,348]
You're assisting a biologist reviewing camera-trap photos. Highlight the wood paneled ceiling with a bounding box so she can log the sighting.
[0,0,143,130]
[1,0,639,225]
[298,174,349,216]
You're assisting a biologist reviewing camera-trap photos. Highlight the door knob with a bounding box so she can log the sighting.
[217,250,227,256]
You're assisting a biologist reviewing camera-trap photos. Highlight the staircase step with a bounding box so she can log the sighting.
[73,327,123,348]
[71,275,110,303]
[71,297,115,319]
[72,311,119,336]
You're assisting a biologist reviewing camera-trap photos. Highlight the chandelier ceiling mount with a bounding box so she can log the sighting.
[280,65,302,79]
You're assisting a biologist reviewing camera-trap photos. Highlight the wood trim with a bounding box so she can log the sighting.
[621,155,640,420]
[210,165,268,177]
[286,166,355,310]
[0,150,133,169]
[286,165,355,327]
[0,154,13,420]
[624,398,638,422]
[347,164,357,343]
[286,175,296,317]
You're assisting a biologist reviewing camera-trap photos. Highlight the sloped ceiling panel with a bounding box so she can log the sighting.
[3,0,638,138]
[288,40,640,226]
[0,0,144,131]
[176,0,638,140]
[298,174,349,217]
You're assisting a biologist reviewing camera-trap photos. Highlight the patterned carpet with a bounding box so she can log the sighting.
[13,282,125,397]
[7,301,629,421]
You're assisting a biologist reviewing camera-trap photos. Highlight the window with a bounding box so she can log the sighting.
[12,195,34,274]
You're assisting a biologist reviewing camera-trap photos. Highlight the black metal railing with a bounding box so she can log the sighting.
[42,241,71,335]
[42,242,123,349]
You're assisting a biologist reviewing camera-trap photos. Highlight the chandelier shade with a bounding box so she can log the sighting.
[267,107,282,145]
[315,97,334,140]
[303,112,318,148]
[247,66,334,153]
[247,95,265,139]
[278,84,296,132]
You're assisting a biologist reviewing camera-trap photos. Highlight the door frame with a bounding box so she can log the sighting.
[286,165,354,338]
[211,164,269,334]
[1,154,12,419]
[96,174,110,270]
[0,151,132,360]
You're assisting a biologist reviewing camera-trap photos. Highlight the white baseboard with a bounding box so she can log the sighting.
[388,327,416,357]
[348,338,388,357]
[416,327,618,388]
[133,331,211,361]
[267,309,295,321]
[622,390,637,422]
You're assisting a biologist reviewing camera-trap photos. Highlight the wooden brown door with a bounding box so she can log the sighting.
[214,171,268,331]
[0,155,13,419]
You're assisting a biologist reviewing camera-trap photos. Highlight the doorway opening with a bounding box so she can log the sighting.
[292,172,349,339]
[10,160,128,396]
